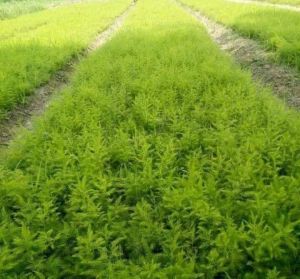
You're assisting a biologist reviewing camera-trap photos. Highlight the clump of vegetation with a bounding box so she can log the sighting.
[257,0,300,6]
[181,0,300,72]
[0,0,299,277]
[0,0,131,119]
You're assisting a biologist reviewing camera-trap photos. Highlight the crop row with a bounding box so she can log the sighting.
[0,0,131,119]
[181,0,300,72]
[1,0,300,277]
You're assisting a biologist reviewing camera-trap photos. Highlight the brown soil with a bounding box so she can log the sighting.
[0,2,135,146]
[228,0,300,12]
[179,2,300,109]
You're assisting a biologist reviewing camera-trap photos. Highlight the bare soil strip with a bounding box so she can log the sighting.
[179,2,300,109]
[228,0,300,12]
[0,2,135,146]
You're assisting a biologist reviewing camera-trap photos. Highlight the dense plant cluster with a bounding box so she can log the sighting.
[0,0,130,118]
[257,0,300,5]
[0,0,300,277]
[181,0,300,72]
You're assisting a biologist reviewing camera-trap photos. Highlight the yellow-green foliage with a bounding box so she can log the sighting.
[0,0,131,118]
[1,0,300,277]
[180,0,300,72]
[257,0,300,5]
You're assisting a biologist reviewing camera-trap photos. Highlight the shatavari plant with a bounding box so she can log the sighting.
[181,0,300,72]
[0,0,131,118]
[0,0,300,277]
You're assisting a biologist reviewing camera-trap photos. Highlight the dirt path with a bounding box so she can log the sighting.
[179,2,300,109]
[228,0,300,12]
[0,2,135,146]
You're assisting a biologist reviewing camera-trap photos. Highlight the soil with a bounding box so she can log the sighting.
[0,2,135,146]
[179,2,300,109]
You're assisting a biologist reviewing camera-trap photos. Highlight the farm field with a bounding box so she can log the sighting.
[181,0,300,71]
[0,0,300,277]
[0,0,131,119]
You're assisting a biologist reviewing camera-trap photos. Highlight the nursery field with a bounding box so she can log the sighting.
[0,0,131,119]
[181,0,300,71]
[0,0,300,278]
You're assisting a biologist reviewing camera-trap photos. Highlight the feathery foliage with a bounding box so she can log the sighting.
[0,0,131,118]
[256,0,300,5]
[1,0,300,277]
[180,0,300,72]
